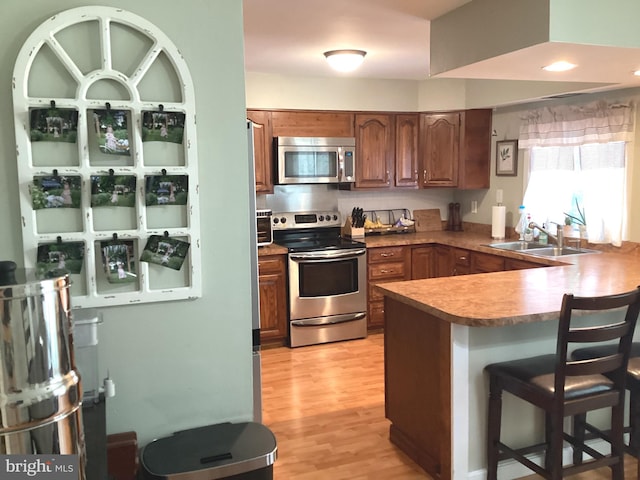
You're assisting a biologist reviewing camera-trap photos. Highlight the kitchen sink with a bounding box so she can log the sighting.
[522,246,602,257]
[487,241,601,257]
[487,241,550,251]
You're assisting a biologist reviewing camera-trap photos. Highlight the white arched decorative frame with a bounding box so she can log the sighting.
[13,6,201,308]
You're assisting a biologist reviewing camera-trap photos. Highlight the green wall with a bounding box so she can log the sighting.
[0,1,254,445]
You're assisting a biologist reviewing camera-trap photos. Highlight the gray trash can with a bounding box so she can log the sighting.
[140,422,277,480]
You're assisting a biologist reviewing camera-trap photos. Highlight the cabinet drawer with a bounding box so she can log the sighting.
[258,256,285,275]
[452,248,470,266]
[369,246,406,263]
[369,262,406,280]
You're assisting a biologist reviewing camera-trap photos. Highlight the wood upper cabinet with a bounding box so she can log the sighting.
[258,255,288,346]
[271,110,354,137]
[419,112,460,187]
[247,110,273,194]
[458,109,492,190]
[395,114,419,188]
[355,113,394,189]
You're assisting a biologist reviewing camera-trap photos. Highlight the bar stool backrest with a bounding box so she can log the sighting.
[554,287,640,412]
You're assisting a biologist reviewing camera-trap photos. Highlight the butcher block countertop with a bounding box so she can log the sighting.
[368,230,640,328]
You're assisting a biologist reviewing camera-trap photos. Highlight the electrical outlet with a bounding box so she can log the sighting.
[471,200,478,214]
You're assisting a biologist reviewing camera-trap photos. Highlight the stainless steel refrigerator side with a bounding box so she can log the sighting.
[247,120,263,423]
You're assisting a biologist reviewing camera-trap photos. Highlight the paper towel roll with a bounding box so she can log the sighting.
[492,205,506,239]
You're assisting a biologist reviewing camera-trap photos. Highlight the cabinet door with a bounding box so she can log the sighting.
[258,256,287,345]
[433,245,453,278]
[395,114,419,188]
[355,114,394,188]
[458,109,492,190]
[247,110,273,194]
[504,258,543,270]
[470,251,504,273]
[271,110,354,137]
[411,246,433,279]
[419,112,460,187]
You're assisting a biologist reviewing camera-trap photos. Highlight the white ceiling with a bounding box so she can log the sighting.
[242,0,470,81]
[242,0,640,94]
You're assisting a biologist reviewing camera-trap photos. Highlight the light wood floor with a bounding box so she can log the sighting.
[260,333,428,479]
[261,332,640,479]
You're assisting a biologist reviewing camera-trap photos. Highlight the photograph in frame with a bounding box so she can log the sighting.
[144,175,188,206]
[91,109,131,155]
[36,241,85,278]
[30,108,78,143]
[141,111,186,144]
[496,140,518,176]
[91,175,137,208]
[100,240,136,284]
[140,235,190,271]
[32,175,82,209]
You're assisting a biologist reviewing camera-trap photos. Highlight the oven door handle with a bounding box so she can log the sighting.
[289,248,366,261]
[291,312,366,327]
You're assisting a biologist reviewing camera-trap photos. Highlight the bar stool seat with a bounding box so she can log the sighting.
[485,287,640,480]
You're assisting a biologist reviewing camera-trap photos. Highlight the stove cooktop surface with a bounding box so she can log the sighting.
[276,236,366,253]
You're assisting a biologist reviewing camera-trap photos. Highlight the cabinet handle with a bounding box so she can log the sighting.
[459,256,467,261]
[414,170,418,180]
[380,253,394,257]
[423,169,427,183]
[380,269,395,274]
[385,170,390,184]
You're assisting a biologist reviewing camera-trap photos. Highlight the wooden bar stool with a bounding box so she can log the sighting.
[571,342,640,475]
[485,287,640,480]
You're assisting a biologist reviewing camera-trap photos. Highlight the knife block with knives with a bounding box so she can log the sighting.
[343,207,366,239]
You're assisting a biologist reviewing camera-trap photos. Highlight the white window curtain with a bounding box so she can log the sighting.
[519,100,635,148]
[519,101,633,247]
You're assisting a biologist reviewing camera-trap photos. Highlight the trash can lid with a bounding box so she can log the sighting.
[141,422,277,479]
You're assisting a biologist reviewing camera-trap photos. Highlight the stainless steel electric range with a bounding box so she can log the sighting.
[272,211,367,348]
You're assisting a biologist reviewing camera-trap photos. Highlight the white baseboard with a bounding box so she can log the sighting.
[465,439,609,480]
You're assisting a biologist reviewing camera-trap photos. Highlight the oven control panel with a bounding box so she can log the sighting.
[272,211,342,230]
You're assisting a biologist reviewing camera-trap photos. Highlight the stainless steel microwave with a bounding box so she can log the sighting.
[276,136,356,185]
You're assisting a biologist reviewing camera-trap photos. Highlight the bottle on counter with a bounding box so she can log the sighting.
[524,213,534,242]
[515,205,527,241]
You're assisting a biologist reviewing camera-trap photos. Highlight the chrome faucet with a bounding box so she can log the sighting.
[529,222,564,249]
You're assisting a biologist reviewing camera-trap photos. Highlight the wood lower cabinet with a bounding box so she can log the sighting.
[504,257,544,270]
[470,251,505,273]
[367,246,409,330]
[247,110,273,194]
[411,246,433,279]
[258,255,288,346]
[433,245,453,278]
[355,114,394,189]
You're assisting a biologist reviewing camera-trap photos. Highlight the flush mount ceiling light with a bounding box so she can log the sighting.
[324,49,367,72]
[542,61,577,72]
[634,69,640,76]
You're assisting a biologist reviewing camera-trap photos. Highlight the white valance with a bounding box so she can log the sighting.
[518,100,635,148]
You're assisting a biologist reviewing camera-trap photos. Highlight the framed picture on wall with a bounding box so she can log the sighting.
[495,139,518,176]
